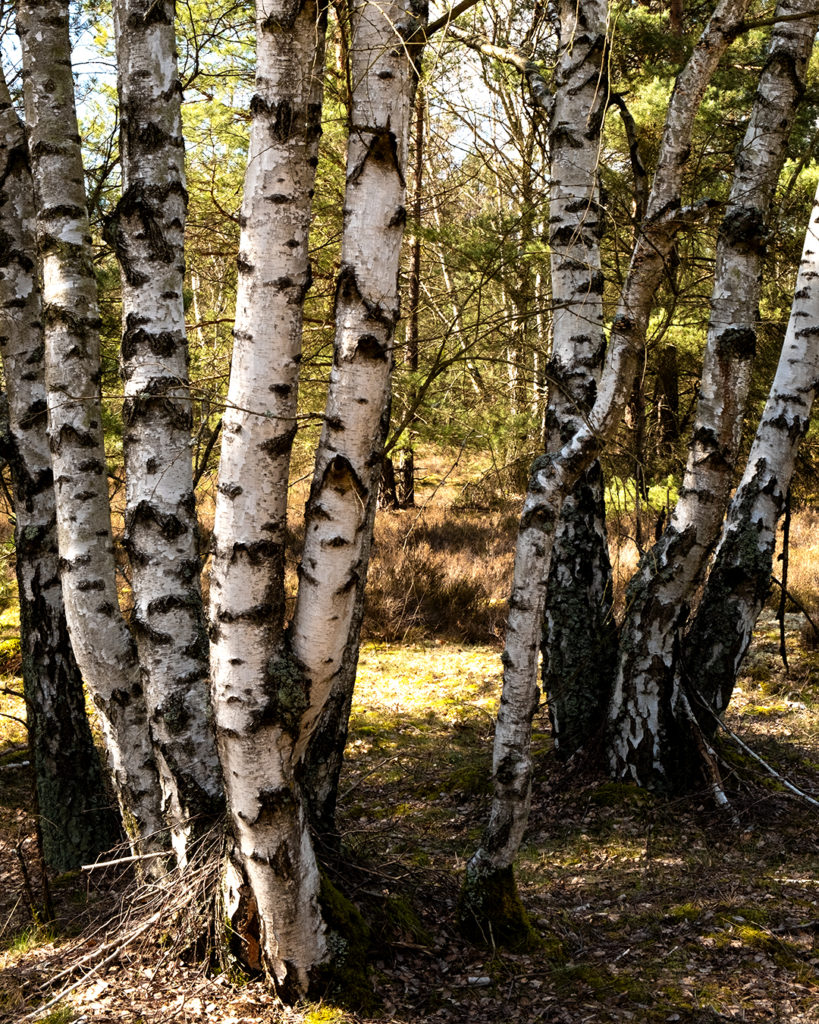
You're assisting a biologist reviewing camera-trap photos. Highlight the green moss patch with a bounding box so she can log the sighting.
[457,864,542,951]
[311,874,377,1013]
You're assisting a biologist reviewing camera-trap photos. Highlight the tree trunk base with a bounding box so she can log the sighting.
[310,873,376,1011]
[457,863,542,951]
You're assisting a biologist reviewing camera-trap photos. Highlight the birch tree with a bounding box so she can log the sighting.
[210,0,426,993]
[0,66,120,870]
[460,0,751,938]
[296,0,427,841]
[684,182,819,723]
[607,0,819,790]
[16,0,167,854]
[109,0,224,860]
[208,0,330,995]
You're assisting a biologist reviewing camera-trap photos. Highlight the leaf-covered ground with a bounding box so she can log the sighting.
[1,617,818,1024]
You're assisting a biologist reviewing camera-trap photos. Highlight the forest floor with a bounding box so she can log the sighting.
[0,607,818,1024]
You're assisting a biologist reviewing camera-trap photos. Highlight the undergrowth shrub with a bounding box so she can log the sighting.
[364,509,517,643]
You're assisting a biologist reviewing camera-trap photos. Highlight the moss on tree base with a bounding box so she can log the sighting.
[310,873,378,1013]
[457,864,542,951]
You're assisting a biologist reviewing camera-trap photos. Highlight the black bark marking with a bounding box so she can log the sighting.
[258,425,297,458]
[348,127,405,188]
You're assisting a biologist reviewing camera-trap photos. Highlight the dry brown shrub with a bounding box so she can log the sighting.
[363,507,518,643]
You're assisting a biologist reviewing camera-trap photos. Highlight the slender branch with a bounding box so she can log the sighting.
[192,417,222,489]
[696,695,819,810]
[770,575,819,639]
[81,851,167,871]
[740,5,819,31]
[20,911,164,1022]
[0,711,28,728]
[445,23,551,113]
[609,93,648,225]
[426,0,482,37]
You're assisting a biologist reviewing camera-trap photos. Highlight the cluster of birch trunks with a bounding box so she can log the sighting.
[0,0,818,999]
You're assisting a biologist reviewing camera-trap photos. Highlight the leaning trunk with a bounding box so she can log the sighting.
[684,183,819,721]
[606,0,818,791]
[16,0,165,852]
[0,71,120,870]
[111,0,223,864]
[295,0,427,833]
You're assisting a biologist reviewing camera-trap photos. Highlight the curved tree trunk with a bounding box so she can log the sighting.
[463,0,748,930]
[540,0,617,761]
[16,0,165,854]
[111,0,223,864]
[208,0,329,996]
[0,72,120,871]
[606,0,819,791]
[684,183,819,721]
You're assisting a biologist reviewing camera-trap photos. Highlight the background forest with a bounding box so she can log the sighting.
[1,0,819,1021]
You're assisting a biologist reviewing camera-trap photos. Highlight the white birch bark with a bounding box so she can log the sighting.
[298,0,427,853]
[110,0,223,861]
[685,184,819,718]
[0,71,120,869]
[16,0,166,853]
[607,0,819,789]
[208,0,328,995]
[540,0,616,759]
[290,0,426,752]
[467,0,749,885]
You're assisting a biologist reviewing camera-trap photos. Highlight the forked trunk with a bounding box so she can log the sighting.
[208,0,329,996]
[111,0,223,863]
[607,0,818,790]
[0,71,120,870]
[463,0,748,933]
[17,0,165,853]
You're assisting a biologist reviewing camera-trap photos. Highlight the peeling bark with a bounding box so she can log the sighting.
[17,0,165,853]
[112,0,223,863]
[606,0,818,791]
[0,71,120,870]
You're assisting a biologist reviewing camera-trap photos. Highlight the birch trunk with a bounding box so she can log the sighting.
[462,0,748,932]
[208,0,328,996]
[607,0,818,790]
[684,184,819,721]
[0,72,121,870]
[540,0,617,761]
[110,0,223,862]
[294,0,427,819]
[398,83,424,510]
[16,0,165,853]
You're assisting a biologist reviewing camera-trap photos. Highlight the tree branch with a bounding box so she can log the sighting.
[426,0,483,37]
[445,23,551,113]
[740,5,819,31]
